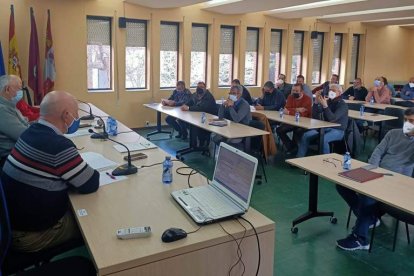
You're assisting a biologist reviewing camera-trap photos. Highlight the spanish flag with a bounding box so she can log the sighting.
[8,5,21,78]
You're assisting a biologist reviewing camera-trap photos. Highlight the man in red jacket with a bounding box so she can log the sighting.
[276,83,312,155]
[16,99,40,122]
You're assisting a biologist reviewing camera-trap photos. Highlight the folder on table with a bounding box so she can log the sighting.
[338,167,384,183]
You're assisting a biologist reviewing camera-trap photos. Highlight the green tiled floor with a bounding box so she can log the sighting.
[137,127,414,276]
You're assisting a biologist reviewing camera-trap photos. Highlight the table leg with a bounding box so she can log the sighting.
[146,111,173,139]
[378,122,383,143]
[176,125,209,159]
[319,128,325,154]
[291,173,335,232]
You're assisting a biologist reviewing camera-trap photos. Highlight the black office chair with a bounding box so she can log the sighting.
[0,180,94,275]
[380,107,405,140]
[370,202,414,252]
[247,119,268,184]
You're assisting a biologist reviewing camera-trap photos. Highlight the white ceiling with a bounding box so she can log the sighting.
[124,0,414,27]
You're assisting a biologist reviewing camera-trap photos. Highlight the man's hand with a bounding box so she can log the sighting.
[181,105,189,111]
[255,104,264,110]
[225,99,234,107]
[316,94,328,108]
[283,108,289,115]
[349,96,355,101]
[296,107,306,113]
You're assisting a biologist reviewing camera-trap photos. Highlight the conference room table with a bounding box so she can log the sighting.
[254,109,340,154]
[344,99,407,110]
[286,154,414,233]
[144,103,269,159]
[69,104,275,276]
[347,109,398,142]
[392,97,414,103]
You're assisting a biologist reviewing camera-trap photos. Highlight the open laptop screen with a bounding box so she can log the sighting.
[213,145,256,203]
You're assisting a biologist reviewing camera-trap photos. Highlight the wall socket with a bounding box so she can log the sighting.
[145,121,150,126]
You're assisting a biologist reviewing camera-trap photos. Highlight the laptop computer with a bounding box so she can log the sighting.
[171,142,258,224]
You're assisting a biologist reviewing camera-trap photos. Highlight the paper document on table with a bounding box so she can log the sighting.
[99,169,127,186]
[64,128,91,138]
[80,152,118,171]
[113,141,157,153]
[250,106,256,112]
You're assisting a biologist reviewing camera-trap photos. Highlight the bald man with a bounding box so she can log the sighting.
[1,91,100,253]
[0,75,29,166]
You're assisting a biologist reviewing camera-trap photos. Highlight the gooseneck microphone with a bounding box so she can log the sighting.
[78,100,95,120]
[90,114,109,139]
[88,129,138,176]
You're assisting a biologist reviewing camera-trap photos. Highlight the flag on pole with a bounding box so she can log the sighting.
[43,9,56,95]
[0,41,6,76]
[8,5,22,78]
[28,7,43,105]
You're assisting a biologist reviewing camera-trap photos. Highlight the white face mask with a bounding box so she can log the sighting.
[229,94,238,102]
[328,90,337,99]
[403,121,414,134]
[409,83,414,88]
[276,79,284,85]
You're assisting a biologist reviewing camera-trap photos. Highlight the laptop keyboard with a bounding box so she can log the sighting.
[188,187,239,218]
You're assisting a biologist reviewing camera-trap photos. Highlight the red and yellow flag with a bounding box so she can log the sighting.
[8,4,22,78]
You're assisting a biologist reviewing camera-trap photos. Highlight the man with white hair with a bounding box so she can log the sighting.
[0,75,29,167]
[297,83,349,157]
[2,91,100,252]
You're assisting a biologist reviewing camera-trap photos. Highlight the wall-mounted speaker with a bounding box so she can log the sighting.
[119,17,126,28]
[311,31,318,39]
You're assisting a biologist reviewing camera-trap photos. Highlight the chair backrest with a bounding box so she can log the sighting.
[381,107,405,139]
[0,179,11,268]
[347,102,363,111]
[248,119,265,152]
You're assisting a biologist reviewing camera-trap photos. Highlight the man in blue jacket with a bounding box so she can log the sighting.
[254,81,286,111]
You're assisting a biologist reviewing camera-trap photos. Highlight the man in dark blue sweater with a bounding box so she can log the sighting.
[254,81,286,111]
[297,84,348,157]
[2,91,100,252]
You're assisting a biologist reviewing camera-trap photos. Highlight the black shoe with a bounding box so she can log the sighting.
[286,147,298,156]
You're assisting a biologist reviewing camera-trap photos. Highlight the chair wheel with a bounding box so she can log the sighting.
[291,227,298,234]
[330,217,337,224]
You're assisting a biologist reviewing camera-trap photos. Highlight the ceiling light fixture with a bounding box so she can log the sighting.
[320,5,414,19]
[267,0,366,14]
[205,0,243,8]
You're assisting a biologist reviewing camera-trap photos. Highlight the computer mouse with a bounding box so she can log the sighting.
[161,227,187,243]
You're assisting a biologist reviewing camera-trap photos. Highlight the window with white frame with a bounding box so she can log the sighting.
[160,22,179,88]
[87,16,112,91]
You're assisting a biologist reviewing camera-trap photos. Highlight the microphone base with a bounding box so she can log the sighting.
[112,164,138,176]
[90,132,108,139]
[80,114,95,120]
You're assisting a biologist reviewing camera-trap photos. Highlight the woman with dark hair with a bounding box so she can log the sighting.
[365,76,391,104]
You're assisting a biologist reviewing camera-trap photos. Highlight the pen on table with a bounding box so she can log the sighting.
[106,172,116,179]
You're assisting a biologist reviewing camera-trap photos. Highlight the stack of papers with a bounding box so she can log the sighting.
[64,128,91,138]
[99,169,127,186]
[113,141,157,153]
[80,152,118,171]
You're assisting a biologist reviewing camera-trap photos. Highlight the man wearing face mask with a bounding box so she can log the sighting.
[275,74,293,99]
[1,90,100,253]
[276,84,312,155]
[336,107,414,251]
[163,81,192,140]
[181,81,217,146]
[254,81,286,111]
[400,77,414,101]
[365,76,391,104]
[0,75,29,167]
[342,78,368,101]
[231,79,253,105]
[297,84,348,157]
[312,74,339,96]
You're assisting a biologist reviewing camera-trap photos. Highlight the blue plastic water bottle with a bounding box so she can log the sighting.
[162,156,173,184]
[201,112,206,124]
[106,117,118,136]
[279,108,284,118]
[343,152,351,170]
[295,111,300,123]
[370,96,375,105]
[359,105,365,117]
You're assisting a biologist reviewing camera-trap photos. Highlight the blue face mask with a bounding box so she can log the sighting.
[66,114,80,134]
[374,80,381,87]
[11,89,24,105]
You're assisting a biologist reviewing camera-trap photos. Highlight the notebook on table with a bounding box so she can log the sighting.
[338,167,384,183]
[171,142,258,224]
[208,119,228,127]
